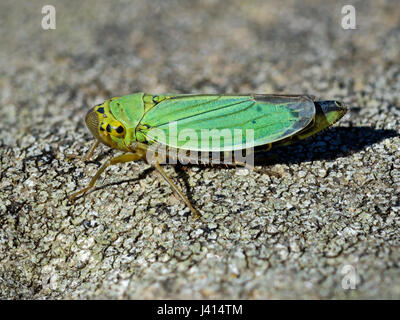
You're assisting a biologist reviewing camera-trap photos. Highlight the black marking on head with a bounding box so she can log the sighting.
[97,107,104,114]
[252,120,256,124]
[152,95,159,103]
[116,126,124,134]
[100,126,105,131]
[106,124,111,133]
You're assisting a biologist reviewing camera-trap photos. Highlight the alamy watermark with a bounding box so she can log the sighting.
[41,5,56,30]
[341,264,357,290]
[341,5,356,29]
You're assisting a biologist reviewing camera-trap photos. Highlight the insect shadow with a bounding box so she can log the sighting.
[255,126,399,166]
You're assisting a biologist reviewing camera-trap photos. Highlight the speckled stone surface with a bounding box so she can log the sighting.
[0,0,399,299]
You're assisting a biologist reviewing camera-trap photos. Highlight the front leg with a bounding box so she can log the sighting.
[66,140,99,162]
[69,151,144,202]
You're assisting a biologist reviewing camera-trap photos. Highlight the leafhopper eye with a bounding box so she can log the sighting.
[85,109,99,135]
[116,126,124,134]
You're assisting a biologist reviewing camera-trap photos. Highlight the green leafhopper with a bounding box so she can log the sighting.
[68,93,347,218]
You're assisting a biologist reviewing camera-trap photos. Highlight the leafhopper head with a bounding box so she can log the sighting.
[85,99,129,151]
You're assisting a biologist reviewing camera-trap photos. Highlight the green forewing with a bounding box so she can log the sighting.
[139,94,315,151]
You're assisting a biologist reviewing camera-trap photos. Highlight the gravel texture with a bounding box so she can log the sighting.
[0,0,399,299]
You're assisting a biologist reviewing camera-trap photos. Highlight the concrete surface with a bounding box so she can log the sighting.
[0,0,399,299]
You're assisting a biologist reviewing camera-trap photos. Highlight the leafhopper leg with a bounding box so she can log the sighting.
[232,160,280,178]
[66,140,99,162]
[69,151,143,202]
[154,161,200,219]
